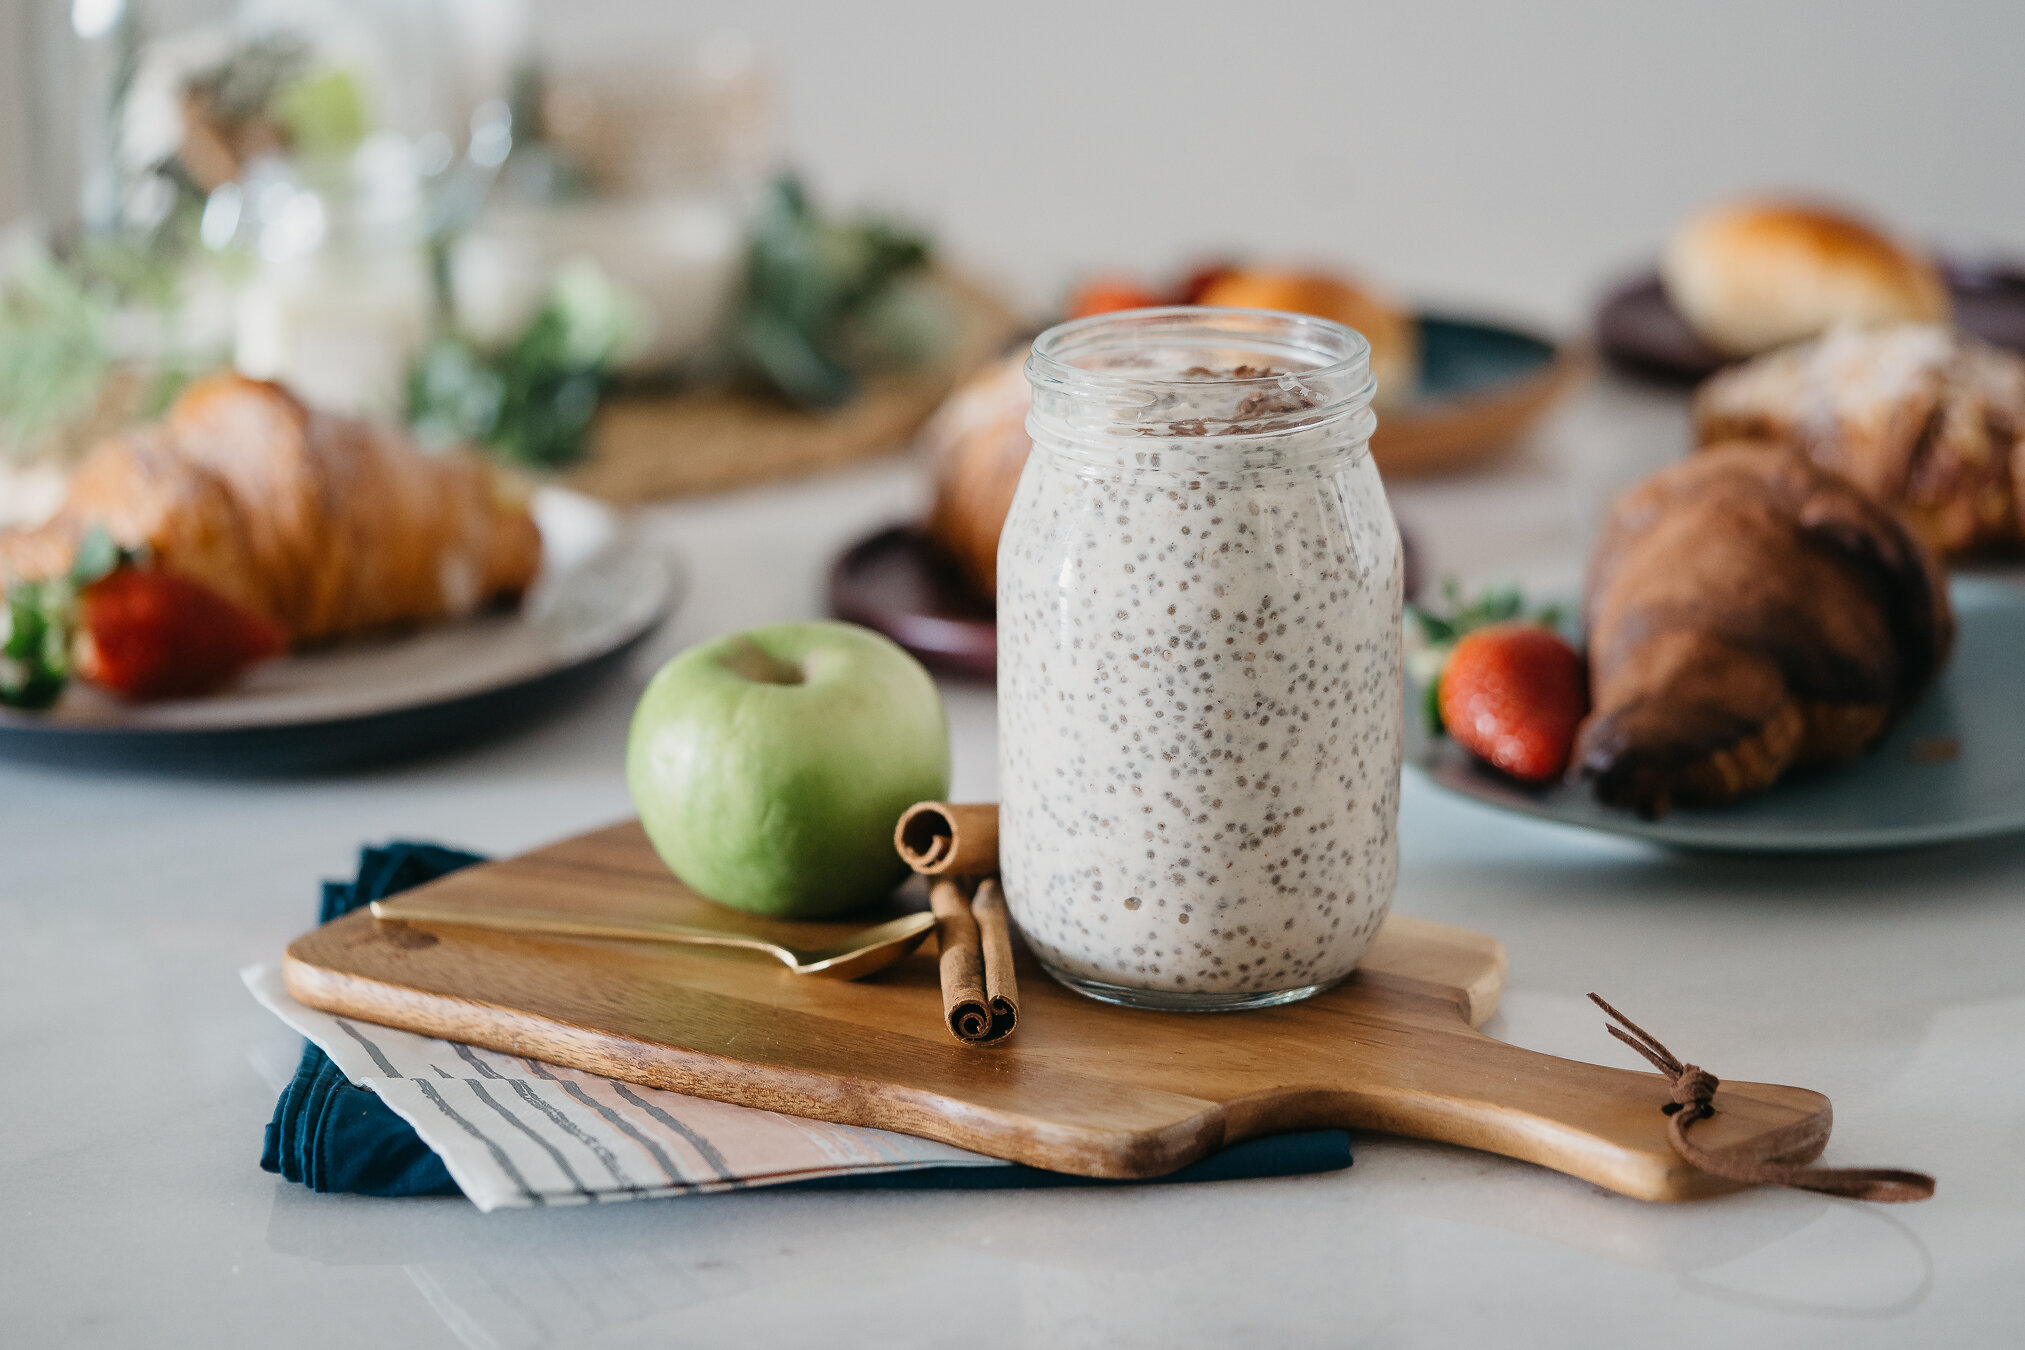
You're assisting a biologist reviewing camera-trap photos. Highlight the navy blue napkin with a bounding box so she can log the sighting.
[261,844,483,1196]
[263,843,1352,1199]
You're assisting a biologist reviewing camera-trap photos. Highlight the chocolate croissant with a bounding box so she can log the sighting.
[1574,442,1952,814]
[0,375,541,644]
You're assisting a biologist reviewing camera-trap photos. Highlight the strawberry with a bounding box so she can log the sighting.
[1437,622,1588,783]
[76,568,287,701]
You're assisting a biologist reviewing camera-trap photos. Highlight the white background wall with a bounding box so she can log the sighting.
[0,0,26,227]
[6,0,2025,328]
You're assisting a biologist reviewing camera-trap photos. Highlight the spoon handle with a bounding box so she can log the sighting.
[368,897,798,969]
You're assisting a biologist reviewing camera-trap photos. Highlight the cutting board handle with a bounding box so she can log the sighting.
[1322,1024,1835,1202]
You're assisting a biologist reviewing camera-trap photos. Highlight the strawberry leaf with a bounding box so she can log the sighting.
[0,578,75,709]
[1421,674,1443,741]
[69,524,122,587]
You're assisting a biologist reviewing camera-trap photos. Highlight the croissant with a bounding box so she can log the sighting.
[1574,442,1953,814]
[1694,324,2025,558]
[0,375,541,644]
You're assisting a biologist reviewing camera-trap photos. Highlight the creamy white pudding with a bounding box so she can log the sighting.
[999,309,1403,1009]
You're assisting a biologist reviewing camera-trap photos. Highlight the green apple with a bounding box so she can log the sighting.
[626,620,950,918]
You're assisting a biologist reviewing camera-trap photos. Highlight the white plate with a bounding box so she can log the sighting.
[0,488,678,771]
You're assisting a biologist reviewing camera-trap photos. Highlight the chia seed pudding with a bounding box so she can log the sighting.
[999,307,1404,1010]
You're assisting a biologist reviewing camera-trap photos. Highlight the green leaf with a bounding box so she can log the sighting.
[1406,605,1455,644]
[726,174,935,408]
[69,525,122,587]
[0,579,74,709]
[733,310,857,409]
[1422,673,1444,738]
[406,262,637,469]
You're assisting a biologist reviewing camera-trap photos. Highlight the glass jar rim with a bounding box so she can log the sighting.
[1026,305,1375,404]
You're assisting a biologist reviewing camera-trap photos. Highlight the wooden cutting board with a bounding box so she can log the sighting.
[566,270,1023,503]
[284,821,1832,1201]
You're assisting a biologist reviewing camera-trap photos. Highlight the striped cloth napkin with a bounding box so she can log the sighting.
[244,963,1002,1210]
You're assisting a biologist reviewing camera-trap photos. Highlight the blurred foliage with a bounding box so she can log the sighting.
[188,35,313,126]
[271,67,370,158]
[0,34,319,459]
[0,239,201,460]
[728,176,938,409]
[408,259,639,468]
[0,252,113,459]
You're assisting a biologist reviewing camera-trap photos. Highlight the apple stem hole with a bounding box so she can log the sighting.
[721,637,806,686]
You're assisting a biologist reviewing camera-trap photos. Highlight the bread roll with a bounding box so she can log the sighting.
[921,353,1032,596]
[1196,270,1418,409]
[924,269,1419,598]
[1661,201,1949,356]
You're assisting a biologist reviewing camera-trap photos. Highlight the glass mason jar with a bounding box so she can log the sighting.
[998,307,1404,1011]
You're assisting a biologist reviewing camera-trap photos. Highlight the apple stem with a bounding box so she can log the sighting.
[720,636,806,686]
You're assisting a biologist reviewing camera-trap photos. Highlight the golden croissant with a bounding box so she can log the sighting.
[0,375,542,644]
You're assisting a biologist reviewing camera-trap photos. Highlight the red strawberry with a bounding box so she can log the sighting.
[76,568,288,700]
[1438,622,1587,783]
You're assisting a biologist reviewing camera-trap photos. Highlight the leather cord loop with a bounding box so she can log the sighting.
[1589,994,1935,1203]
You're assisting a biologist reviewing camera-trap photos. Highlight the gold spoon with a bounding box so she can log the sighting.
[366,898,936,980]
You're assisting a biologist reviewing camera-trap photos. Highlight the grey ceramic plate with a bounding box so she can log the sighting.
[1408,575,2025,852]
[0,489,679,773]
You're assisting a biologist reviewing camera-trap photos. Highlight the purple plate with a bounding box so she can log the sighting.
[1596,255,2025,383]
[830,523,1421,682]
[829,527,996,679]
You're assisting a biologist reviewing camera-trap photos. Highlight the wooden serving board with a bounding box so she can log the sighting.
[284,822,1832,1201]
[566,271,1023,504]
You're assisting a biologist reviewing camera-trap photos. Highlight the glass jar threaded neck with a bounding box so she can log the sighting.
[1024,306,1377,466]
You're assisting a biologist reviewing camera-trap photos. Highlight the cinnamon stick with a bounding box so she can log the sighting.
[895,802,999,877]
[971,877,1019,1039]
[930,878,994,1043]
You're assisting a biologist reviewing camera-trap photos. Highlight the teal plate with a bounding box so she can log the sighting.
[1413,313,1559,400]
[1375,313,1580,477]
[1408,575,2025,852]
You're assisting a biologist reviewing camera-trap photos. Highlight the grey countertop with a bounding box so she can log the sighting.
[6,375,2023,1347]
